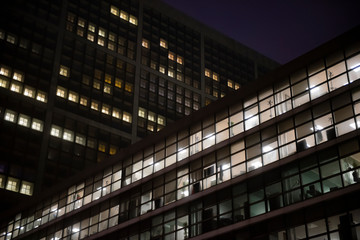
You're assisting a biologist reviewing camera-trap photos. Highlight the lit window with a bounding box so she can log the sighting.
[6,178,19,192]
[19,39,28,49]
[105,74,112,84]
[168,52,175,61]
[75,134,86,146]
[68,91,79,103]
[104,84,112,94]
[159,65,165,74]
[88,23,96,32]
[112,108,121,119]
[120,10,129,21]
[125,82,133,92]
[67,12,75,23]
[138,107,146,118]
[63,129,74,142]
[98,28,106,37]
[10,82,22,93]
[56,86,67,98]
[13,71,24,82]
[147,124,154,132]
[87,33,95,42]
[98,143,106,152]
[148,111,155,122]
[168,69,174,78]
[18,114,30,127]
[0,77,8,88]
[87,138,96,149]
[6,34,16,44]
[110,5,119,16]
[23,86,35,98]
[109,32,116,42]
[78,18,85,27]
[97,38,105,46]
[150,61,157,70]
[59,65,69,77]
[80,97,88,106]
[20,181,33,195]
[227,80,234,88]
[157,116,165,126]
[213,91,218,98]
[176,73,183,81]
[0,66,10,77]
[36,91,47,102]
[109,146,117,155]
[102,104,110,115]
[108,42,115,51]
[50,125,62,138]
[77,28,84,37]
[123,111,132,123]
[115,78,122,88]
[91,101,99,111]
[93,80,101,90]
[142,39,149,49]
[235,83,240,90]
[205,69,211,78]
[4,110,16,123]
[160,39,167,49]
[177,56,183,65]
[212,72,219,81]
[31,119,43,132]
[129,15,138,25]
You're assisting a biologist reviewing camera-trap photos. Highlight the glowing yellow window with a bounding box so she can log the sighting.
[110,5,119,16]
[10,82,22,93]
[20,181,33,195]
[24,86,35,98]
[115,78,122,88]
[168,52,175,61]
[157,116,165,126]
[78,18,85,27]
[31,119,43,132]
[138,108,146,118]
[59,65,70,77]
[109,146,117,155]
[108,42,115,51]
[177,56,183,65]
[102,104,110,115]
[0,78,9,88]
[235,83,240,90]
[212,73,219,81]
[4,110,16,123]
[80,97,88,106]
[88,23,96,32]
[120,10,129,21]
[0,66,10,77]
[93,80,101,90]
[147,124,154,132]
[18,114,30,127]
[56,86,67,98]
[176,74,183,81]
[67,13,75,23]
[63,129,74,142]
[205,69,211,78]
[168,70,174,78]
[68,91,79,102]
[125,83,133,92]
[98,143,106,152]
[129,15,138,25]
[160,39,167,49]
[6,178,19,192]
[105,74,112,84]
[104,84,112,94]
[77,28,84,37]
[159,66,165,74]
[97,38,105,46]
[148,111,156,122]
[98,28,106,37]
[142,39,149,49]
[13,71,24,82]
[91,101,99,111]
[109,33,116,42]
[122,111,132,123]
[36,91,47,103]
[227,80,234,88]
[87,33,95,42]
[213,91,218,98]
[112,108,121,119]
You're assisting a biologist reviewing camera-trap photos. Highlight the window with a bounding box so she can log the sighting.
[20,181,33,195]
[158,116,165,125]
[56,86,67,98]
[0,66,10,77]
[59,65,70,77]
[123,111,132,123]
[68,91,79,103]
[18,114,30,127]
[87,33,95,42]
[6,34,16,44]
[115,78,122,88]
[36,91,47,102]
[105,74,112,84]
[104,84,112,94]
[93,80,101,90]
[213,73,219,81]
[98,143,106,152]
[159,66,165,74]
[23,86,35,98]
[4,110,16,123]
[205,69,211,78]
[75,134,86,146]
[120,10,129,21]
[88,23,96,32]
[110,5,119,16]
[0,77,8,88]
[168,52,175,61]
[98,28,106,37]
[80,97,88,106]
[125,83,133,92]
[129,15,138,25]
[160,39,168,49]
[97,38,105,46]
[50,125,62,138]
[138,108,146,118]
[10,82,22,93]
[102,104,110,115]
[112,108,121,119]
[6,178,19,192]
[142,39,149,48]
[31,119,43,132]
[13,71,24,82]
[148,111,156,122]
[227,80,234,88]
[168,69,174,78]
[177,56,183,65]
[63,129,74,142]
[91,101,99,111]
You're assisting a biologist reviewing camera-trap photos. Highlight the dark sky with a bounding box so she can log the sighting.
[161,0,360,64]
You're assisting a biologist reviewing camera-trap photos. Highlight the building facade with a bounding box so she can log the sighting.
[0,0,278,208]
[1,25,360,240]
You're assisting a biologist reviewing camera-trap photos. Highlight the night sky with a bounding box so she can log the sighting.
[162,0,360,64]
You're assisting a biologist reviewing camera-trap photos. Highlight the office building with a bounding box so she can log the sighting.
[1,23,360,240]
[0,0,278,209]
